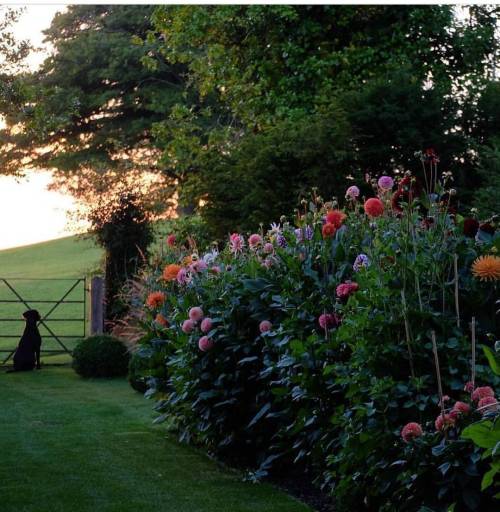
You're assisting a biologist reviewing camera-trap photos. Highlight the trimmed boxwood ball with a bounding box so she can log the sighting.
[72,335,129,378]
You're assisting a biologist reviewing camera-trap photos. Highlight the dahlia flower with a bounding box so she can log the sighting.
[318,313,341,330]
[182,319,196,334]
[263,242,274,254]
[190,259,208,273]
[198,336,214,352]
[163,264,182,282]
[200,317,213,333]
[155,313,169,328]
[364,197,384,218]
[336,282,359,299]
[378,176,394,190]
[471,255,500,282]
[451,401,470,416]
[276,234,288,248]
[203,249,219,265]
[166,234,176,247]
[176,267,191,285]
[229,233,245,254]
[472,386,495,402]
[435,413,456,432]
[353,254,370,272]
[478,396,499,415]
[322,223,337,239]
[464,381,475,393]
[401,422,423,443]
[248,234,262,249]
[326,210,346,228]
[146,291,165,309]
[259,320,272,333]
[189,307,204,322]
[346,185,360,199]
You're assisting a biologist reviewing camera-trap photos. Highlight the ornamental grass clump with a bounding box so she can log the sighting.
[128,151,499,511]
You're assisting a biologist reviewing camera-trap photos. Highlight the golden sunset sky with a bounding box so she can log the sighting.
[0,4,83,251]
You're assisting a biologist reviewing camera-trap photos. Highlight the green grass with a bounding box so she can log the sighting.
[0,236,103,365]
[0,368,310,512]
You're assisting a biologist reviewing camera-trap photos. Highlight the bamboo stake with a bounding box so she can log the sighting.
[401,290,415,378]
[431,330,445,419]
[454,254,460,328]
[471,317,476,394]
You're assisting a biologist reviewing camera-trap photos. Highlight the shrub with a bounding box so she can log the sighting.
[133,156,499,509]
[72,335,129,378]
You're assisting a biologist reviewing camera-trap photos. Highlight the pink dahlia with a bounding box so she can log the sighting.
[182,319,196,334]
[259,320,273,333]
[263,242,274,254]
[188,307,204,322]
[472,386,495,402]
[198,336,214,352]
[176,267,191,285]
[451,401,471,418]
[248,234,262,249]
[364,197,384,218]
[229,233,245,254]
[435,413,456,432]
[478,396,499,415]
[318,313,341,330]
[378,176,394,190]
[346,185,360,199]
[336,282,359,300]
[210,265,221,274]
[464,381,475,393]
[401,422,423,443]
[200,317,213,333]
[190,259,208,273]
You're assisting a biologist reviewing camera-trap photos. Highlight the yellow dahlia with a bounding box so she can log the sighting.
[471,255,500,282]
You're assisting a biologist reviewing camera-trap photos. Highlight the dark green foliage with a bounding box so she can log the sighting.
[150,5,500,231]
[72,335,129,378]
[128,351,150,393]
[137,188,499,510]
[88,192,154,321]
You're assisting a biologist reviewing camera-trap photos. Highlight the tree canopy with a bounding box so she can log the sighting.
[0,5,184,207]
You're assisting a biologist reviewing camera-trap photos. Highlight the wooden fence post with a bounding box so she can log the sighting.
[90,276,105,335]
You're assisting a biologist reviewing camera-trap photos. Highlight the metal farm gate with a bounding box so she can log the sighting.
[0,277,87,365]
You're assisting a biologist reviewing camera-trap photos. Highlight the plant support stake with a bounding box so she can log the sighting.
[431,330,445,419]
[454,254,460,327]
[471,316,476,394]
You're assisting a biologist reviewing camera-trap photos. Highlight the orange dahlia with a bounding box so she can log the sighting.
[163,263,182,282]
[146,291,165,308]
[155,313,169,327]
[325,209,346,228]
[471,255,500,282]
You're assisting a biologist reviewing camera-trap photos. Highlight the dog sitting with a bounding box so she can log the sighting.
[11,310,42,371]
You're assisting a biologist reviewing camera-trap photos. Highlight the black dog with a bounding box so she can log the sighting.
[11,310,42,371]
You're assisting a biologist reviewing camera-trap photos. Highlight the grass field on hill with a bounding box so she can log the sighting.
[0,368,309,512]
[0,236,103,365]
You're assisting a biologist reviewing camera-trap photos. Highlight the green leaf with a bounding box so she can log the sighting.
[482,345,500,376]
[248,403,271,428]
[462,420,499,449]
[481,460,500,490]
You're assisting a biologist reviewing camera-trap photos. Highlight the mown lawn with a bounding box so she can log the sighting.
[0,368,311,512]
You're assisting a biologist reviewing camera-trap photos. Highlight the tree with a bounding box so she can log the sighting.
[0,4,184,208]
[87,190,154,324]
[150,5,499,232]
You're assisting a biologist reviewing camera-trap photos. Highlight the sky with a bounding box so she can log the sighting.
[0,4,78,251]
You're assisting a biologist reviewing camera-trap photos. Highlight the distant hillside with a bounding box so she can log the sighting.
[0,236,103,279]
